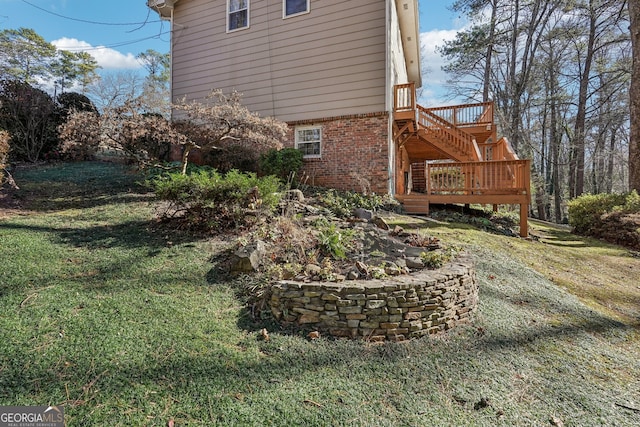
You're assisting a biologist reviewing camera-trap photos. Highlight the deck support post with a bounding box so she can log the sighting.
[492,204,498,212]
[519,203,528,237]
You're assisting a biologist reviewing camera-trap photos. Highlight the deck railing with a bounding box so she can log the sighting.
[477,137,518,161]
[394,82,416,113]
[424,102,494,129]
[425,160,530,195]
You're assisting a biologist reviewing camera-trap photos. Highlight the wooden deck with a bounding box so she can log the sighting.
[393,83,531,237]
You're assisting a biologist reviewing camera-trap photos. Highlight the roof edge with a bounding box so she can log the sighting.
[147,0,179,20]
[395,0,422,88]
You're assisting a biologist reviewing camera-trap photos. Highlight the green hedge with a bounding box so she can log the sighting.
[567,191,639,234]
[152,168,282,230]
[259,147,304,183]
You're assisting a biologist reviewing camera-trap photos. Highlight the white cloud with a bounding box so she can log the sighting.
[52,37,141,70]
[419,28,461,105]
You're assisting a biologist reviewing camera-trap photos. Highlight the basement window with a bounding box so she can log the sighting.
[227,0,249,32]
[283,0,309,18]
[295,126,321,158]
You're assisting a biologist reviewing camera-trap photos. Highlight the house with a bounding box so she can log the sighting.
[147,0,531,236]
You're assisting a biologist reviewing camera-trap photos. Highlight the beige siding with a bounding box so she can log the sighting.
[172,0,388,121]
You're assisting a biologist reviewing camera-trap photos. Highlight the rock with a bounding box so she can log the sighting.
[355,261,369,275]
[305,264,322,276]
[390,225,404,236]
[353,208,373,221]
[230,240,267,274]
[346,269,360,280]
[394,258,407,269]
[385,262,401,276]
[303,205,320,215]
[371,216,390,230]
[370,266,385,277]
[406,257,425,269]
[353,208,373,220]
[285,189,305,202]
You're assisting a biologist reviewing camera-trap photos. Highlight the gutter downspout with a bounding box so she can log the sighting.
[170,8,174,113]
[386,0,395,196]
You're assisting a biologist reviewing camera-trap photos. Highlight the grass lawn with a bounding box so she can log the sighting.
[1,162,639,426]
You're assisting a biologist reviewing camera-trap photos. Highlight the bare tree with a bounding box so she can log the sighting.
[61,89,288,174]
[630,0,640,192]
[173,90,287,174]
[86,71,145,112]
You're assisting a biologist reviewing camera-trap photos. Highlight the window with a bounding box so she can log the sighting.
[295,126,321,158]
[283,0,309,18]
[228,0,249,32]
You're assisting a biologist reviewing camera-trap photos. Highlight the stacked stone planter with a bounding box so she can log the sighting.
[268,255,477,341]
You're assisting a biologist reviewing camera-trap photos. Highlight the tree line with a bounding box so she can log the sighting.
[439,0,638,222]
[0,26,288,185]
[0,27,171,169]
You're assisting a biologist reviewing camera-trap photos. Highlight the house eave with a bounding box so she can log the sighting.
[147,0,178,20]
[395,0,422,88]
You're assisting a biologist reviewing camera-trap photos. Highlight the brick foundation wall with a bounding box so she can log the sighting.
[286,112,391,194]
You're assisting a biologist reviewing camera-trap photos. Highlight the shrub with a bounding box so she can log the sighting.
[152,168,282,231]
[259,147,304,183]
[620,190,640,213]
[203,143,261,173]
[58,111,101,161]
[57,92,98,116]
[567,193,628,234]
[316,188,394,218]
[0,79,59,161]
[568,192,640,249]
[420,246,460,269]
[313,218,357,260]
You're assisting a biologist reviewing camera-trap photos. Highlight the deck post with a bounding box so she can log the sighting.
[519,203,528,237]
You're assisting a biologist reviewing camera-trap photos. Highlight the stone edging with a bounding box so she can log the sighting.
[268,255,477,341]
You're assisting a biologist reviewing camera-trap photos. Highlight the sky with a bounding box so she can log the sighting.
[0,0,466,104]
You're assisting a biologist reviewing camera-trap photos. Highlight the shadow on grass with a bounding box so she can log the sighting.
[1,299,637,424]
[10,161,153,212]
[479,284,639,350]
[530,225,594,248]
[0,220,190,251]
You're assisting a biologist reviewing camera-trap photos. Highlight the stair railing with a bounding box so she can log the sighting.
[416,105,483,162]
[424,102,494,129]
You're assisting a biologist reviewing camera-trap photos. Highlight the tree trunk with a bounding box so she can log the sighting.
[630,0,640,192]
[569,1,596,198]
[482,0,498,103]
[606,127,616,193]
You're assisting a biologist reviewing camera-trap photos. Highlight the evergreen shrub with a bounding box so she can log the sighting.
[152,168,282,230]
[259,147,303,183]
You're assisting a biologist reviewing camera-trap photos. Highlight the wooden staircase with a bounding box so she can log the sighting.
[393,83,531,237]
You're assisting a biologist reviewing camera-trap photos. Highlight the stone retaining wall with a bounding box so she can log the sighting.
[268,255,477,341]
